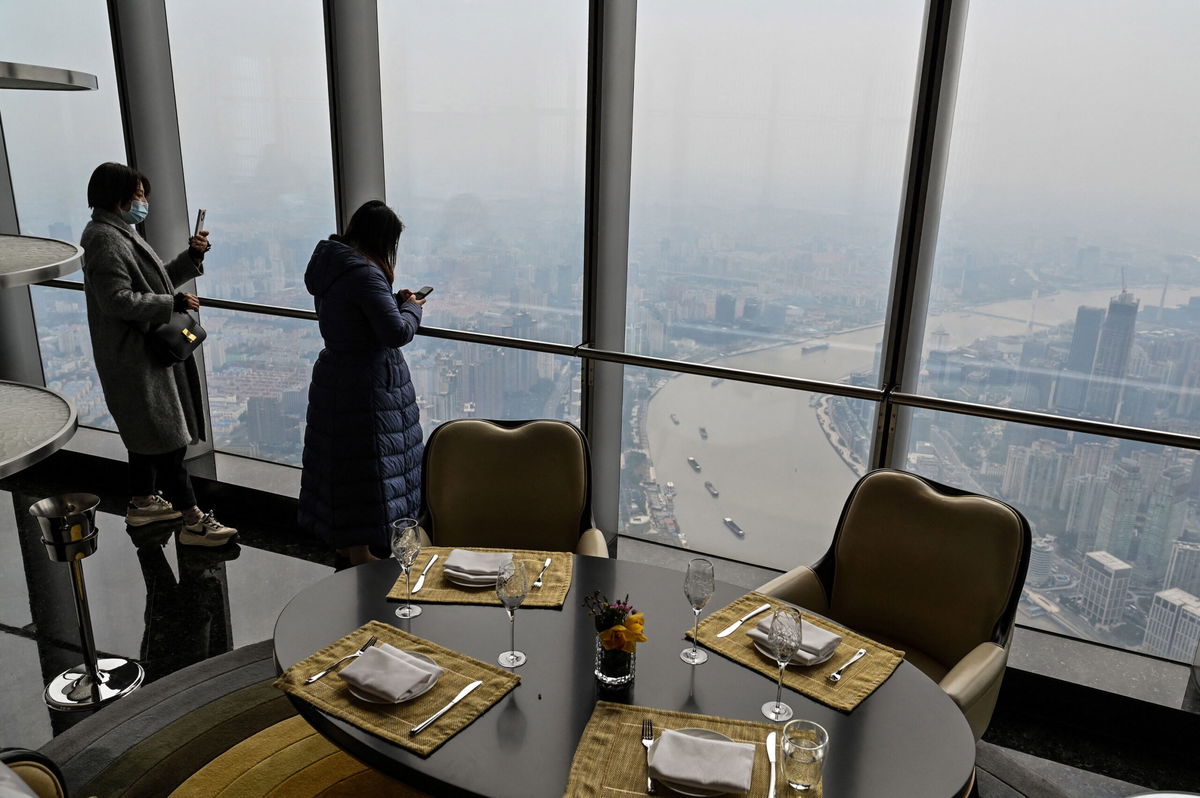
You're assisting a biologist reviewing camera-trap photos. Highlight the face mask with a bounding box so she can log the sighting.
[121,200,149,225]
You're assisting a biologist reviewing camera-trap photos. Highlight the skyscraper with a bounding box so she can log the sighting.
[1165,532,1200,596]
[1077,551,1132,629]
[1139,464,1190,584]
[1094,459,1142,560]
[1083,290,1139,421]
[1056,305,1104,413]
[1144,588,1200,660]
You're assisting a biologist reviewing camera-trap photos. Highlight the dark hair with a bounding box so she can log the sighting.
[337,200,404,283]
[87,162,150,211]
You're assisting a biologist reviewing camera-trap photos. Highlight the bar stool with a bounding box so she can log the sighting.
[28,493,144,710]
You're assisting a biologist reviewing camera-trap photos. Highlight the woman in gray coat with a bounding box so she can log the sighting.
[82,162,235,546]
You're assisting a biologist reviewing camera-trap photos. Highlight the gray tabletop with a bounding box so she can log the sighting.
[0,235,84,289]
[0,381,77,480]
[275,555,976,798]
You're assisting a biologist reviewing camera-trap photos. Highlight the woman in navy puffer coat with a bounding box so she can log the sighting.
[298,200,425,565]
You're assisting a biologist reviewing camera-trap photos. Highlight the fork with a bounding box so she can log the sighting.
[303,635,378,684]
[641,718,656,794]
[532,557,553,588]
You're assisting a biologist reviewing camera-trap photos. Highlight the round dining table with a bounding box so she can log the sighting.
[274,554,976,798]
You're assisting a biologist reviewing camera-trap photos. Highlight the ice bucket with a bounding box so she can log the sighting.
[29,493,100,561]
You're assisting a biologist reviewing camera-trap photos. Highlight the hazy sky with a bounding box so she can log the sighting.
[2,0,1198,251]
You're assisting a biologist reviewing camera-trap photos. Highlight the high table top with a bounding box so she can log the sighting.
[274,554,976,798]
[0,381,77,480]
[0,234,84,289]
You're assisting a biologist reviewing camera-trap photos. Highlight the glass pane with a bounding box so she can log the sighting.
[0,2,126,238]
[622,366,875,567]
[628,0,925,379]
[0,4,125,431]
[28,286,116,432]
[202,307,580,465]
[379,1,587,345]
[905,409,1200,664]
[166,0,336,307]
[920,1,1200,433]
[406,338,581,431]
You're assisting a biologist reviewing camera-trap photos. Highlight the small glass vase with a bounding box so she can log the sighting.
[594,638,636,687]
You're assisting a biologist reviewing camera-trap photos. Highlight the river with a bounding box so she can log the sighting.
[643,286,1200,568]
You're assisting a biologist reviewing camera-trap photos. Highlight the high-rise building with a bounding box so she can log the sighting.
[1139,464,1190,584]
[1028,538,1055,587]
[1077,551,1133,629]
[1001,440,1062,511]
[1095,459,1141,560]
[1165,533,1200,596]
[714,294,735,325]
[1056,305,1105,413]
[1083,290,1139,421]
[1144,588,1200,661]
[1064,473,1109,554]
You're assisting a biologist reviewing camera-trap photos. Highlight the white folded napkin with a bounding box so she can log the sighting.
[746,613,842,666]
[647,729,756,794]
[443,549,514,584]
[339,643,443,703]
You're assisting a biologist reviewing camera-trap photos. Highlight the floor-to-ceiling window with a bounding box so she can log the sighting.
[619,0,926,566]
[378,0,588,428]
[165,0,336,465]
[0,0,127,431]
[907,0,1200,658]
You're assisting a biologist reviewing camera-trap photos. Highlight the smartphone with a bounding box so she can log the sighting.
[413,285,434,299]
[193,208,206,236]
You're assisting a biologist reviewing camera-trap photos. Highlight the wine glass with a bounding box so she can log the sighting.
[496,559,529,667]
[680,558,714,665]
[389,518,422,619]
[761,607,803,721]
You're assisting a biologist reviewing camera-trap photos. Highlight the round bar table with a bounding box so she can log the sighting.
[0,381,77,480]
[275,555,976,798]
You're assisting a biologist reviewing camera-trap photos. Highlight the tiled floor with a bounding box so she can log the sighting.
[0,462,1183,796]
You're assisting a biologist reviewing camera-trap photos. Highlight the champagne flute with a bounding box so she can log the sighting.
[761,607,802,721]
[389,518,422,619]
[496,559,528,667]
[680,558,715,665]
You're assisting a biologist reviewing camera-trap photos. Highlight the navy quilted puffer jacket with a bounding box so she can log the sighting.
[298,239,424,551]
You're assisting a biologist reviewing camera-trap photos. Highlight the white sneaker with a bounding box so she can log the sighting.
[179,511,237,547]
[125,494,183,527]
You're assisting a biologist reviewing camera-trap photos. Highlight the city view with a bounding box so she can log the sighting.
[8,0,1200,667]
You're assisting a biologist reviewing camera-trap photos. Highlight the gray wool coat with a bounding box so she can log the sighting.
[82,209,206,455]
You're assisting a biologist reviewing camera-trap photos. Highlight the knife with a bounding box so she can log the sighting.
[411,553,439,594]
[766,731,777,798]
[409,679,483,735]
[715,603,771,638]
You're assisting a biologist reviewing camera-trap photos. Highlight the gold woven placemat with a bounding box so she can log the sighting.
[564,701,793,798]
[386,547,573,608]
[687,592,904,713]
[274,619,520,757]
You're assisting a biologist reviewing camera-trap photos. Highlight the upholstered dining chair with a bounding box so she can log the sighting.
[0,749,67,798]
[756,468,1031,740]
[419,419,609,557]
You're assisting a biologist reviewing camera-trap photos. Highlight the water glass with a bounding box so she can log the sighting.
[780,719,828,792]
[680,558,714,665]
[389,518,422,619]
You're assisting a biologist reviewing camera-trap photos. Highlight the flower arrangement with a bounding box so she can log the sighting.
[584,591,648,653]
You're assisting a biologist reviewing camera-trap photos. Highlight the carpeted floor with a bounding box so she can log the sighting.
[38,641,1146,798]
[38,641,426,797]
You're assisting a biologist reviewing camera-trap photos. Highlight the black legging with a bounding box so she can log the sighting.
[128,446,197,510]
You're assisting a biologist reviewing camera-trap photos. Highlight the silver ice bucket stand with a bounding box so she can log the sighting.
[29,493,144,710]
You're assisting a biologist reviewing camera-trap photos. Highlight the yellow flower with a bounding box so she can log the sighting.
[598,613,648,653]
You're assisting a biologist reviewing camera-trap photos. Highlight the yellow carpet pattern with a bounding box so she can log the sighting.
[169,715,429,797]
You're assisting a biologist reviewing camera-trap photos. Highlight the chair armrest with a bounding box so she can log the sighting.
[575,528,610,558]
[938,641,1008,739]
[0,748,65,798]
[755,566,828,614]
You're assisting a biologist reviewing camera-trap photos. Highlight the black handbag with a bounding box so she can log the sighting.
[147,310,206,364]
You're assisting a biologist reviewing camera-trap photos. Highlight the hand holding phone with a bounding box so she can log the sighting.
[193,209,206,236]
[413,285,434,300]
